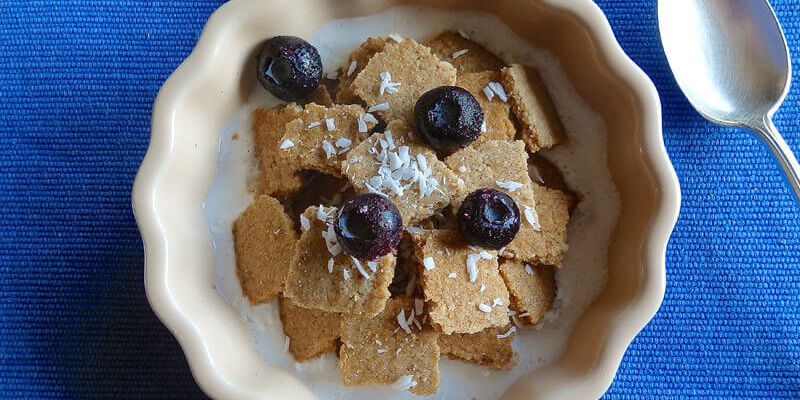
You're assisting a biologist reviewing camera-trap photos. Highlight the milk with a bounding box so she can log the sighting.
[204,6,620,399]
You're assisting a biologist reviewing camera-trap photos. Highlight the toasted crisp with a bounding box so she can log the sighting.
[307,85,334,107]
[279,296,341,361]
[424,31,506,73]
[252,105,304,197]
[342,120,462,225]
[502,64,566,152]
[280,103,375,177]
[412,230,510,334]
[336,37,392,104]
[457,71,516,142]
[339,297,440,396]
[351,39,457,123]
[499,260,556,325]
[283,206,395,316]
[233,195,298,304]
[438,325,517,370]
[445,140,570,266]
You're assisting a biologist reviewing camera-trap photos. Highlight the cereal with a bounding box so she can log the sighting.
[498,260,556,325]
[502,64,566,152]
[424,31,506,73]
[279,296,341,361]
[438,325,517,369]
[252,104,304,197]
[456,71,516,142]
[233,195,298,304]
[335,37,392,104]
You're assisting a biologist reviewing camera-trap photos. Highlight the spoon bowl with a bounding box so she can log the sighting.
[659,0,800,200]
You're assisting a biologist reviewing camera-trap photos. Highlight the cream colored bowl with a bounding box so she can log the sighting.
[132,0,680,398]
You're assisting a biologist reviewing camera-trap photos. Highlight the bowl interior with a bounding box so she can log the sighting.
[134,0,678,399]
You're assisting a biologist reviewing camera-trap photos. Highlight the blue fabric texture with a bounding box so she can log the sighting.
[0,1,797,398]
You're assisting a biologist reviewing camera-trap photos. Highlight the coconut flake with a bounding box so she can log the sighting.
[300,214,310,232]
[479,284,486,293]
[458,165,467,173]
[397,309,412,334]
[466,253,481,283]
[346,60,357,77]
[391,375,417,391]
[524,205,542,230]
[524,264,534,275]
[325,117,336,132]
[326,70,339,80]
[308,121,321,129]
[342,268,350,280]
[497,326,517,339]
[280,139,295,149]
[379,71,401,96]
[368,102,390,112]
[351,256,370,280]
[492,298,503,307]
[384,129,395,149]
[448,272,457,279]
[335,137,352,149]
[422,257,435,271]
[367,260,378,272]
[478,303,493,313]
[480,120,487,132]
[452,48,469,59]
[321,140,336,159]
[316,206,331,222]
[327,258,335,273]
[488,81,508,102]
[496,180,524,192]
[414,298,424,315]
[483,85,495,101]
[388,33,404,43]
[457,29,469,38]
[406,226,424,234]
[357,114,368,133]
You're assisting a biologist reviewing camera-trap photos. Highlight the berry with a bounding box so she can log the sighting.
[414,86,484,153]
[457,188,520,249]
[334,194,403,261]
[256,36,322,102]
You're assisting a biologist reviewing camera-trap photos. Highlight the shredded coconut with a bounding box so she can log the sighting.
[368,102,390,112]
[448,272,457,279]
[316,206,331,222]
[496,180,524,192]
[458,165,467,173]
[422,256,435,271]
[308,121,321,129]
[492,298,503,307]
[407,226,424,234]
[524,264,534,275]
[451,48,470,59]
[379,71,401,95]
[478,303,493,313]
[325,117,336,132]
[377,349,388,354]
[466,253,481,283]
[346,60,357,77]
[479,284,486,293]
[388,33,404,43]
[488,81,508,101]
[480,120,487,132]
[524,205,542,230]
[321,140,336,159]
[457,29,469,38]
[367,260,378,272]
[483,85,495,101]
[391,374,417,391]
[414,298,424,316]
[351,256,370,280]
[497,326,517,339]
[327,258,334,273]
[299,215,310,232]
[280,139,294,149]
[397,309,412,334]
[342,268,350,280]
[335,137,352,149]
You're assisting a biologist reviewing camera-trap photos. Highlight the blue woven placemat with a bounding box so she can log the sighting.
[0,1,797,398]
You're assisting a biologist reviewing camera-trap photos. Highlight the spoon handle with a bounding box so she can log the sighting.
[750,116,800,201]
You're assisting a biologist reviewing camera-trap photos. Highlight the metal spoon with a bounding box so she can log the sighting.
[659,0,800,200]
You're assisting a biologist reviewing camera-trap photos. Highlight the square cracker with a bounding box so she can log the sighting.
[499,260,556,325]
[252,104,304,197]
[233,195,298,304]
[336,37,392,104]
[280,103,375,177]
[412,230,510,334]
[438,325,517,370]
[456,71,516,142]
[279,296,341,362]
[444,140,571,266]
[424,31,506,73]
[351,39,457,123]
[502,64,566,152]
[284,206,395,316]
[339,297,440,396]
[341,120,462,225]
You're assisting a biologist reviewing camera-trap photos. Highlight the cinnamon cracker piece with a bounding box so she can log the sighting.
[252,104,304,197]
[445,140,571,266]
[351,39,457,123]
[424,31,506,73]
[456,71,516,142]
[279,296,341,361]
[502,64,566,152]
[412,230,510,335]
[499,260,556,325]
[341,120,462,225]
[339,297,440,396]
[233,195,298,304]
[283,206,395,316]
[280,103,375,177]
[336,37,392,104]
[438,325,517,370]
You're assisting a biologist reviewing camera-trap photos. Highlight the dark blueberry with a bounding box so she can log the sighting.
[334,194,403,261]
[414,86,484,153]
[256,36,322,102]
[457,188,520,249]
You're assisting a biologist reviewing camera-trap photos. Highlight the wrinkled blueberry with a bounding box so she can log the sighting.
[334,194,403,261]
[457,188,520,249]
[256,36,322,102]
[414,86,484,153]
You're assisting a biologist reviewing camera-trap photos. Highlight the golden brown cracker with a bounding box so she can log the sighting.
[499,259,556,325]
[438,325,517,370]
[456,71,516,142]
[336,37,392,104]
[502,64,566,152]
[505,184,572,266]
[279,296,341,361]
[252,105,304,197]
[424,31,506,73]
[339,297,440,396]
[280,103,375,177]
[351,39,457,123]
[341,120,462,225]
[412,230,510,334]
[233,195,298,304]
[283,206,395,316]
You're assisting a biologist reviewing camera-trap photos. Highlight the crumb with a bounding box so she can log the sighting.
[231,133,239,141]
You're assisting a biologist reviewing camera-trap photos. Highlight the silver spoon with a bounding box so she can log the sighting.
[659,0,800,200]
